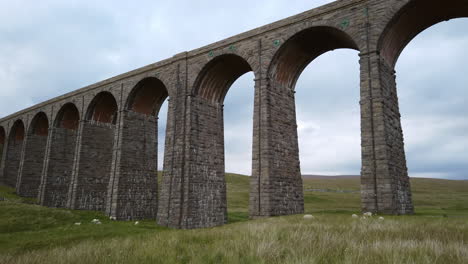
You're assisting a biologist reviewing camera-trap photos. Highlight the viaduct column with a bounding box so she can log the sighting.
[359,51,413,215]
[250,76,304,218]
[157,61,192,228]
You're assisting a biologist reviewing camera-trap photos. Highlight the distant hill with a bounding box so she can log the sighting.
[302,175,360,179]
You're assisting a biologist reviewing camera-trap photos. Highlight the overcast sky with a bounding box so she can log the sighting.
[0,0,467,180]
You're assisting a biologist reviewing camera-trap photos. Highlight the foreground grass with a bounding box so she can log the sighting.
[1,174,467,263]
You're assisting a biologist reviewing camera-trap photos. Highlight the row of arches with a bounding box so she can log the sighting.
[0,0,466,227]
[0,78,169,216]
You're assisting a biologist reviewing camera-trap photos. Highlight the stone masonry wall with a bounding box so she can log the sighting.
[40,128,77,207]
[183,96,227,228]
[252,79,304,217]
[107,111,158,220]
[69,121,115,211]
[359,51,413,215]
[3,139,23,188]
[16,134,47,197]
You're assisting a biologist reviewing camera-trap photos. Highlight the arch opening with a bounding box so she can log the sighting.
[127,77,168,116]
[265,26,361,215]
[195,54,252,104]
[394,18,468,214]
[110,77,169,220]
[269,26,359,89]
[379,0,468,67]
[296,50,361,213]
[55,103,80,130]
[86,92,118,124]
[175,54,254,227]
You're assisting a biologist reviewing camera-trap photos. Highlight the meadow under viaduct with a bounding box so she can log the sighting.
[0,0,465,229]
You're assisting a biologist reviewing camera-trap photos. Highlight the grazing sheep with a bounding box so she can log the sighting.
[378,216,385,221]
[303,214,314,219]
[74,222,81,226]
[363,212,373,217]
[352,214,359,218]
[134,221,140,225]
[109,216,117,221]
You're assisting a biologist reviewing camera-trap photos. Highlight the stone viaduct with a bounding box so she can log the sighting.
[0,0,465,229]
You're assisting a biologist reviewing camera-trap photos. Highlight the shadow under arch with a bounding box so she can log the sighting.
[30,112,49,136]
[268,26,360,89]
[39,103,80,208]
[126,77,168,116]
[379,0,468,67]
[54,103,80,130]
[16,112,50,197]
[85,92,118,124]
[194,54,253,104]
[107,76,169,220]
[3,119,25,188]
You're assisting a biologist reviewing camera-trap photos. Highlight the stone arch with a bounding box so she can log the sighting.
[107,77,169,220]
[367,0,468,215]
[68,92,119,211]
[194,54,253,104]
[378,0,468,67]
[3,119,25,187]
[54,103,80,130]
[126,77,169,116]
[40,103,80,208]
[259,26,360,216]
[159,54,256,228]
[17,112,49,197]
[268,26,359,89]
[85,92,118,124]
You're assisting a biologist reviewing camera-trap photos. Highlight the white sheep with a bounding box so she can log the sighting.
[303,214,314,219]
[363,212,373,217]
[378,216,385,221]
[74,222,81,226]
[352,214,359,218]
[109,216,117,221]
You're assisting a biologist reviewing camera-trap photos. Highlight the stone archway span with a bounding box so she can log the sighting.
[378,0,468,67]
[268,25,360,90]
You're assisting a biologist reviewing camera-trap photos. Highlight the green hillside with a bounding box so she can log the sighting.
[1,174,467,263]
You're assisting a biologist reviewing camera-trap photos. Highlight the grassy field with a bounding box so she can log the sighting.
[0,174,467,263]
